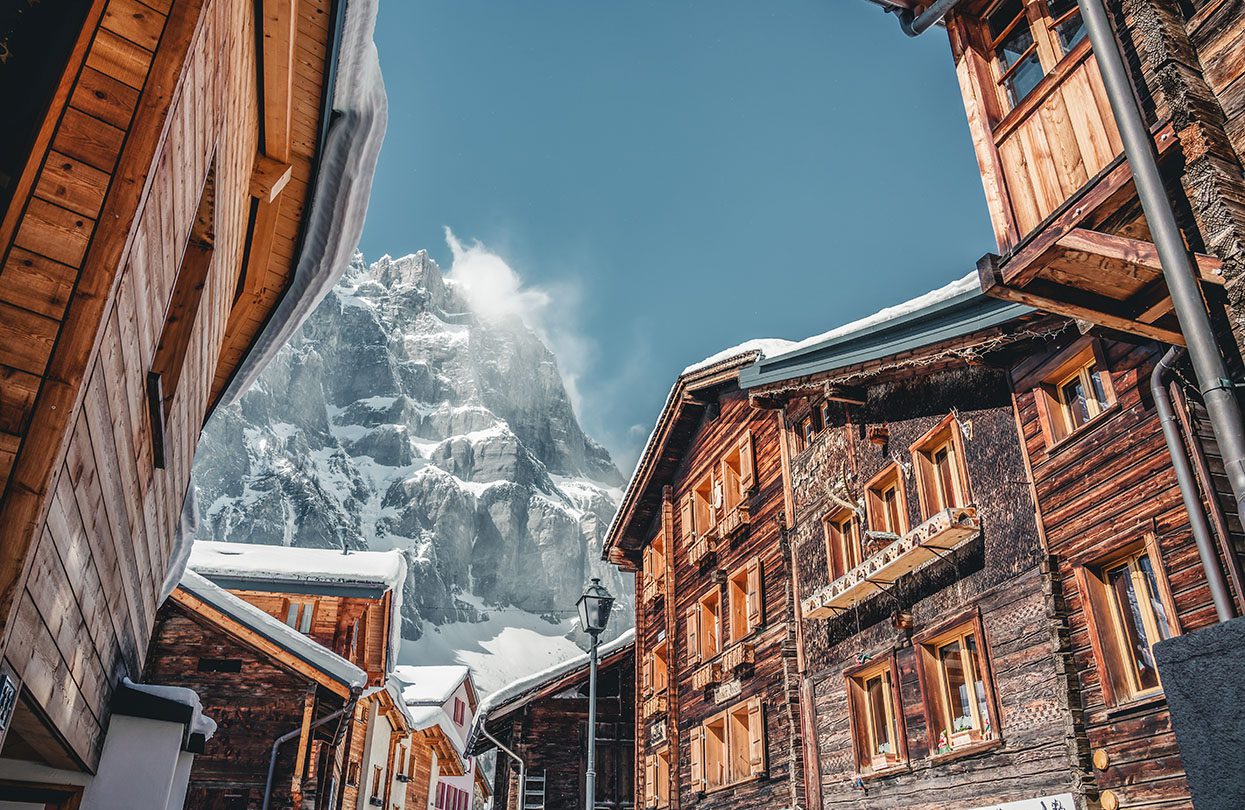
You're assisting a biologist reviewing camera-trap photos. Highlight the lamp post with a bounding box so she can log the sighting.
[577,577,614,810]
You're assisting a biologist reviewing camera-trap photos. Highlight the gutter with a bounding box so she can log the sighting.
[1152,349,1237,622]
[261,689,360,810]
[885,0,967,37]
[481,725,527,810]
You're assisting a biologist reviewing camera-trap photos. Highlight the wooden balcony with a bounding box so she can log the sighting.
[689,533,717,568]
[691,662,723,691]
[802,506,982,619]
[715,503,750,544]
[641,693,667,720]
[642,573,664,604]
[948,18,1219,344]
[721,641,755,674]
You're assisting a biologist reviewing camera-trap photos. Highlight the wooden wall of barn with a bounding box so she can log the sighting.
[633,385,803,810]
[787,365,1086,809]
[144,597,349,809]
[1011,335,1244,807]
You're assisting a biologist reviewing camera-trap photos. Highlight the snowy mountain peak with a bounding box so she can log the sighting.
[192,252,631,690]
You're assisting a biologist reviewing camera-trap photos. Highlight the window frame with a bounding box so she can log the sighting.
[913,609,1002,759]
[845,655,908,777]
[977,0,1090,116]
[864,463,910,537]
[1073,533,1181,708]
[650,639,669,694]
[726,557,763,643]
[692,472,717,539]
[690,698,766,793]
[823,507,862,581]
[909,414,973,519]
[698,588,723,660]
[1031,338,1117,448]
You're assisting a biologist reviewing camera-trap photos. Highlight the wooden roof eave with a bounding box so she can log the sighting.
[419,726,465,776]
[483,647,634,732]
[603,357,757,564]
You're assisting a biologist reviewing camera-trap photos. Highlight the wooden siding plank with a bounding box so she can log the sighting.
[13,197,94,268]
[0,249,77,321]
[35,151,111,220]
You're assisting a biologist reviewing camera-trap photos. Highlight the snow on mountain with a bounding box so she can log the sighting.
[191,250,632,691]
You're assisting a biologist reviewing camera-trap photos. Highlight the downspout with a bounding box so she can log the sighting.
[262,696,358,810]
[1152,348,1237,622]
[1075,0,1245,531]
[888,0,968,37]
[481,725,526,810]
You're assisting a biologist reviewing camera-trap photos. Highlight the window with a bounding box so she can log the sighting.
[371,765,384,799]
[727,558,763,642]
[911,416,971,518]
[719,431,756,514]
[591,719,634,807]
[847,659,905,775]
[865,464,909,536]
[284,600,314,634]
[692,473,716,538]
[644,746,671,808]
[347,760,361,786]
[643,531,667,595]
[824,508,862,580]
[644,639,669,695]
[1076,537,1179,706]
[916,618,999,755]
[982,0,1088,110]
[690,699,765,792]
[1034,340,1116,444]
[686,588,722,663]
[453,697,466,726]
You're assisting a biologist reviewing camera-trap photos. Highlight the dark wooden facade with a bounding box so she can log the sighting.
[775,360,1087,809]
[0,0,347,778]
[606,354,805,810]
[482,643,635,810]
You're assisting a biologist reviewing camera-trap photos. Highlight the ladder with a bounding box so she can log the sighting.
[522,770,547,810]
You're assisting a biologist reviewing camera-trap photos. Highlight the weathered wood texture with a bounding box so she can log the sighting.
[490,655,635,810]
[143,596,350,809]
[1010,335,1244,807]
[787,365,1086,808]
[227,589,392,686]
[629,385,802,810]
[0,0,334,769]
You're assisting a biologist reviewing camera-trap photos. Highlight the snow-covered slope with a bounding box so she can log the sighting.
[192,251,631,690]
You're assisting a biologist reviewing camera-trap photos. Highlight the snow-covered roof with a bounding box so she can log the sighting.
[122,677,218,741]
[189,540,407,670]
[467,628,635,753]
[681,338,797,376]
[393,664,473,707]
[178,570,367,691]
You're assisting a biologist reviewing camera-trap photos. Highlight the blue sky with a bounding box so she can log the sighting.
[359,0,995,471]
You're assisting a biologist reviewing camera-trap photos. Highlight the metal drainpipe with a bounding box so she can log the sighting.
[1076,0,1245,525]
[481,725,527,810]
[262,701,356,810]
[890,0,968,37]
[1152,348,1238,622]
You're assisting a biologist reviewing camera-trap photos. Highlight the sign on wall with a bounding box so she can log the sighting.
[965,795,1077,810]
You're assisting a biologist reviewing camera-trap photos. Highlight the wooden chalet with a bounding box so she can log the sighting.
[603,346,805,810]
[468,630,635,810]
[865,0,1245,356]
[147,570,368,808]
[393,665,480,810]
[0,0,384,803]
[740,281,1089,809]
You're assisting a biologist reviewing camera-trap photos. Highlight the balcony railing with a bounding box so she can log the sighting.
[689,533,717,567]
[642,573,664,603]
[721,641,755,673]
[802,506,981,619]
[641,693,667,720]
[691,661,723,690]
[715,503,750,544]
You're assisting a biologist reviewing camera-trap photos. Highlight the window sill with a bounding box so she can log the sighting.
[1040,402,1121,460]
[1104,691,1166,720]
[859,762,910,782]
[928,736,1003,766]
[702,773,766,795]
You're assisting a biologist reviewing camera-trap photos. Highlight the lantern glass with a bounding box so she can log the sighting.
[577,578,615,636]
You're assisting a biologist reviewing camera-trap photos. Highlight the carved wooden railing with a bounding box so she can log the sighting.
[689,533,717,567]
[802,506,981,619]
[715,503,750,544]
[642,573,664,603]
[691,661,723,690]
[641,693,667,720]
[721,641,755,673]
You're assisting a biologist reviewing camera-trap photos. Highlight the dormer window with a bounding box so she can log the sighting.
[911,416,971,518]
[865,464,908,537]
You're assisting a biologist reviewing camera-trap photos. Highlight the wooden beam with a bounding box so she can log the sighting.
[248,153,293,203]
[290,686,316,803]
[260,0,297,162]
[1057,228,1225,285]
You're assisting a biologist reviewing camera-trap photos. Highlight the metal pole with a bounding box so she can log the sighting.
[1077,0,1245,524]
[892,0,968,37]
[481,725,527,810]
[584,631,600,810]
[1152,348,1238,622]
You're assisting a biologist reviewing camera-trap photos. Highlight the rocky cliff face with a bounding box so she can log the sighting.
[192,252,630,685]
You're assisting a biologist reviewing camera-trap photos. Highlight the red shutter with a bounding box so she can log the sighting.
[739,430,755,491]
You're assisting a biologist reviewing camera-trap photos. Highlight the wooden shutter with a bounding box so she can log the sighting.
[748,698,766,776]
[681,493,695,543]
[642,652,653,694]
[645,755,657,807]
[690,726,706,792]
[739,430,755,491]
[747,558,763,631]
[1074,564,1130,706]
[686,605,700,664]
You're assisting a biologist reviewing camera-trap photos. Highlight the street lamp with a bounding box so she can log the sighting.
[577,577,614,810]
